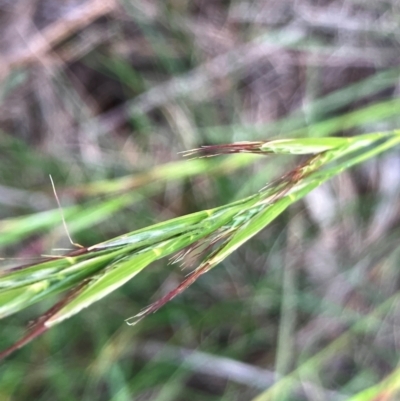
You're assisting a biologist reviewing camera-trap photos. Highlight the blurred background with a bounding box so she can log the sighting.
[1,0,400,400]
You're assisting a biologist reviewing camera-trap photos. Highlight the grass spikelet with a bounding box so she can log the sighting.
[1,131,399,358]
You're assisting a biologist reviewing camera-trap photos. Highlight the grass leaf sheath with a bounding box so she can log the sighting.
[1,132,399,359]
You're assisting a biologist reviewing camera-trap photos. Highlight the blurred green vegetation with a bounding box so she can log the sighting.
[1,1,400,400]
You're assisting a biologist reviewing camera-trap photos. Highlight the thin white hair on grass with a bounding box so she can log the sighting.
[49,174,83,249]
